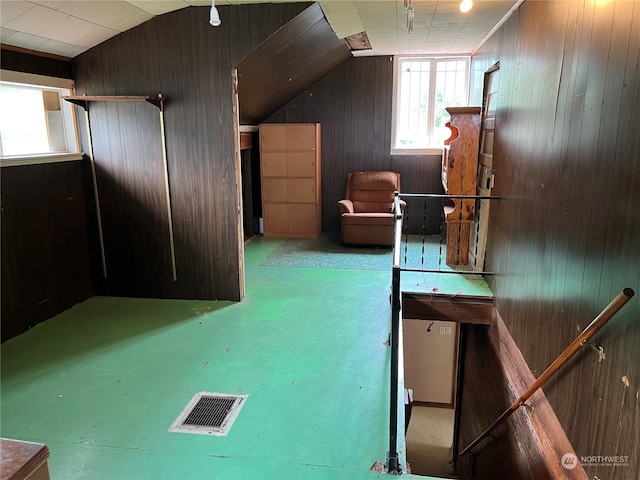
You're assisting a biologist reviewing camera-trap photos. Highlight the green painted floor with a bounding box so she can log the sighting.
[1,236,490,480]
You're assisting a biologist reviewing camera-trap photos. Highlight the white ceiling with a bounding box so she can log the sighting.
[0,0,519,59]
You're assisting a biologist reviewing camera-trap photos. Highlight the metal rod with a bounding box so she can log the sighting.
[84,108,107,278]
[387,264,402,474]
[400,193,501,200]
[459,288,635,457]
[387,191,403,473]
[393,193,403,268]
[398,267,495,276]
[158,97,177,281]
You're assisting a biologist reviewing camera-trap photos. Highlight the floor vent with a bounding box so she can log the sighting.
[169,392,248,436]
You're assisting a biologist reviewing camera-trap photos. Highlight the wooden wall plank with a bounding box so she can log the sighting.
[1,161,94,342]
[470,1,640,478]
[0,48,72,79]
[237,3,351,125]
[457,311,587,480]
[70,4,307,301]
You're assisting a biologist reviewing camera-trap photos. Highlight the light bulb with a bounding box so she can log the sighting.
[209,5,221,26]
[460,0,473,13]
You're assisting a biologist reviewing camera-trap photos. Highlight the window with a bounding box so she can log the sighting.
[391,56,470,155]
[0,72,78,159]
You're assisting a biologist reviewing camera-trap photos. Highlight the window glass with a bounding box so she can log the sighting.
[0,81,75,157]
[392,56,470,154]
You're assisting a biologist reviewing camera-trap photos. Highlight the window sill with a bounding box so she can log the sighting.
[0,152,84,167]
[390,147,444,156]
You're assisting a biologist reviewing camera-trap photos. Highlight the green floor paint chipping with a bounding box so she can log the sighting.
[1,236,489,479]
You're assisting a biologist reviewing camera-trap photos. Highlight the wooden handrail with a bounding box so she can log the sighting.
[460,287,635,456]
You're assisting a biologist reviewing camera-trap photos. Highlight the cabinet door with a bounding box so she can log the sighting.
[263,178,288,202]
[261,152,287,177]
[264,203,288,234]
[286,125,316,151]
[260,124,287,150]
[287,178,316,203]
[287,151,316,177]
[288,204,317,235]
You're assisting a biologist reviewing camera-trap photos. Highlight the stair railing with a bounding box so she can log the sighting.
[459,287,635,457]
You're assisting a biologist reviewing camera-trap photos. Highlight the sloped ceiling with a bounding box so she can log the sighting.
[236,2,351,125]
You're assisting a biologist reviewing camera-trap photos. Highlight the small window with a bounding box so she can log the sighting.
[0,79,78,158]
[391,56,470,155]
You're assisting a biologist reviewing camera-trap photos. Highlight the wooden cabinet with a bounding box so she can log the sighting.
[259,123,321,238]
[442,107,481,265]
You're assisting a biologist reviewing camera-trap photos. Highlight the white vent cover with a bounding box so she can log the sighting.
[169,392,248,436]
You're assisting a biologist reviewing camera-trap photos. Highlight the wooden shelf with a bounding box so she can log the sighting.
[62,95,164,109]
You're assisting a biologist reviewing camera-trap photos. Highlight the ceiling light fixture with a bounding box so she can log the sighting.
[210,0,221,26]
[405,0,414,33]
[460,0,473,13]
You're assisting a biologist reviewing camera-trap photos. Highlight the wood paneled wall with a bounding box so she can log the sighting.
[1,161,94,342]
[266,56,444,235]
[457,313,587,480]
[470,1,640,478]
[237,3,351,125]
[1,47,72,79]
[1,50,87,342]
[72,4,308,300]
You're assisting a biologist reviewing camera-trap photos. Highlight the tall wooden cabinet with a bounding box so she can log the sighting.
[259,123,321,238]
[441,107,481,266]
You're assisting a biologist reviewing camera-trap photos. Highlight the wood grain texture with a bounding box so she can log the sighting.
[0,47,72,79]
[457,310,588,480]
[266,56,445,235]
[1,161,94,342]
[237,3,351,125]
[470,1,640,478]
[71,4,307,301]
[0,438,50,480]
[402,293,493,325]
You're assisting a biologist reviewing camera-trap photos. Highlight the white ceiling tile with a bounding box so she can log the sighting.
[77,23,119,47]
[40,14,109,46]
[125,1,189,15]
[3,4,68,34]
[0,1,35,25]
[0,27,18,41]
[58,1,147,30]
[2,30,48,49]
[114,10,153,31]
[29,0,69,8]
[184,0,211,6]
[320,1,358,16]
[37,38,87,57]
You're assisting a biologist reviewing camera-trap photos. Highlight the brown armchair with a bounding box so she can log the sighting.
[338,171,402,246]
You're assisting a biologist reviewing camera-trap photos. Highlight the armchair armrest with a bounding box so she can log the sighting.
[338,199,354,215]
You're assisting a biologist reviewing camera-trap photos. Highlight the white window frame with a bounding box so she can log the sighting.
[0,70,82,166]
[391,55,470,155]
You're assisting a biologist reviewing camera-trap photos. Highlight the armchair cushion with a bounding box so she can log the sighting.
[347,171,400,214]
[338,171,401,246]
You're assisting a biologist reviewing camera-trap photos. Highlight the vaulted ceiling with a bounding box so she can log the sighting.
[0,0,519,59]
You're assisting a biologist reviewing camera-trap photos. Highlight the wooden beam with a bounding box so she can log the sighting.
[402,293,493,325]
